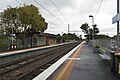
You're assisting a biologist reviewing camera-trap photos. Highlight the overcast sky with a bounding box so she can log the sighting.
[0,0,117,37]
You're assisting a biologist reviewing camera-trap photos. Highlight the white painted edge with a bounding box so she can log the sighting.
[33,41,83,80]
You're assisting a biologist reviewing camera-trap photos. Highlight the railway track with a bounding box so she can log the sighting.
[0,42,79,80]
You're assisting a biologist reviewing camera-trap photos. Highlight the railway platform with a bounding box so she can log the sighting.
[33,41,120,80]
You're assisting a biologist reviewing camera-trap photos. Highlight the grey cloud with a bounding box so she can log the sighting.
[41,0,77,9]
[0,0,117,36]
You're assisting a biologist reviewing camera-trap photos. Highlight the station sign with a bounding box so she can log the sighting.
[10,34,15,37]
[112,13,120,24]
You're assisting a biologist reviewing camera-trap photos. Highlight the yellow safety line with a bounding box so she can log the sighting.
[56,44,83,80]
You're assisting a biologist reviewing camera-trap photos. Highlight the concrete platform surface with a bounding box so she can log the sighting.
[47,43,120,80]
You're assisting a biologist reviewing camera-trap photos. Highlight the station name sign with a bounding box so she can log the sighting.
[112,13,120,24]
[10,34,15,37]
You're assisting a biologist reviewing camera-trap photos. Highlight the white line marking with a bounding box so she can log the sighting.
[32,42,83,80]
[67,58,81,60]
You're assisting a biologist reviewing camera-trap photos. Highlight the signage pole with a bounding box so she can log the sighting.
[68,24,70,33]
[117,0,119,51]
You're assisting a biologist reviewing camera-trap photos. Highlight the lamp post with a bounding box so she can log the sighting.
[89,15,95,40]
[68,24,70,33]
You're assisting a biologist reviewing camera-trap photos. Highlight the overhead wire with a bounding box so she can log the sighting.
[50,0,82,34]
[72,0,106,35]
[95,0,104,17]
[33,0,66,26]
[15,0,22,4]
[76,0,98,28]
[99,0,108,15]
[16,0,67,34]
[94,0,110,35]
[50,0,79,32]
[50,0,78,33]
[50,0,69,23]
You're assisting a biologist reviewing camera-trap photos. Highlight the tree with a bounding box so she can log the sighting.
[95,34,110,39]
[89,24,99,39]
[93,24,99,35]
[0,13,4,38]
[80,23,89,40]
[16,4,48,33]
[1,4,48,35]
[80,23,100,40]
[80,23,89,34]
[1,4,48,47]
[62,33,79,42]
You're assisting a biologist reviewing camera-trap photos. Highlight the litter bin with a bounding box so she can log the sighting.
[110,51,116,73]
[115,53,120,77]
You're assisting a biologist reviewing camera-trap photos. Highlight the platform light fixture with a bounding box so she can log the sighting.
[89,15,95,40]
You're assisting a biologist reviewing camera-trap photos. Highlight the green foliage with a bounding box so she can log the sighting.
[80,23,100,40]
[1,4,48,37]
[62,33,79,41]
[95,34,110,39]
[94,45,99,48]
[94,24,99,34]
[0,4,48,47]
[112,34,120,39]
[17,4,47,32]
[0,37,11,46]
[80,23,89,33]
[80,23,89,40]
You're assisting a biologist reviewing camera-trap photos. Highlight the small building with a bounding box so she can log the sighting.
[16,32,62,49]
